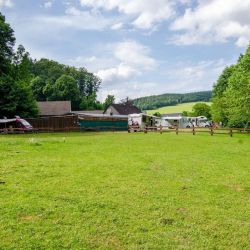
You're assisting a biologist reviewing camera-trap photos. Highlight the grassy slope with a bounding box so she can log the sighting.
[0,132,249,249]
[147,102,211,115]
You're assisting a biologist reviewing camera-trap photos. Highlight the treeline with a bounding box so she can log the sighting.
[30,58,102,110]
[133,91,212,110]
[0,12,115,118]
[211,45,250,128]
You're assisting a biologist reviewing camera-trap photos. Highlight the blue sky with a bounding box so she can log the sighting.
[0,0,249,101]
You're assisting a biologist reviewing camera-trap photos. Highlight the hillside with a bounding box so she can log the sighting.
[133,91,212,110]
[147,102,211,115]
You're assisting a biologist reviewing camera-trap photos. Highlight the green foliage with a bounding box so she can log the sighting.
[212,66,235,98]
[0,12,38,118]
[52,75,80,109]
[31,59,101,110]
[80,93,103,110]
[0,133,250,249]
[13,45,34,83]
[212,45,250,127]
[153,112,161,117]
[103,95,115,109]
[134,91,212,110]
[0,12,15,75]
[192,102,211,119]
[0,75,38,118]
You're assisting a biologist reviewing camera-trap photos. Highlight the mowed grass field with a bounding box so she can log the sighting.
[0,132,250,249]
[147,102,211,114]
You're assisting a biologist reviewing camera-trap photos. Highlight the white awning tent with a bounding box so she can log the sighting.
[0,119,16,123]
[162,117,183,120]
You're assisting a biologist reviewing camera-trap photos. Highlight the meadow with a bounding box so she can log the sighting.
[0,132,249,249]
[147,102,211,115]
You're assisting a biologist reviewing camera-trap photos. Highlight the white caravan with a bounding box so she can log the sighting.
[128,113,159,131]
[189,116,211,127]
[161,116,192,128]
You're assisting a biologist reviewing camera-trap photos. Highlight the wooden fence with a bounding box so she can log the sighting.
[130,126,250,136]
[26,115,78,132]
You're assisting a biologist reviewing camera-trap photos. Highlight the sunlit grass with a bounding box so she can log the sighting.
[0,132,249,249]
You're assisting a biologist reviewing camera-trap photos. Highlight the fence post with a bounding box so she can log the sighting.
[229,129,233,137]
[176,127,178,135]
[210,127,214,136]
[192,127,196,135]
[160,125,163,134]
[144,127,148,134]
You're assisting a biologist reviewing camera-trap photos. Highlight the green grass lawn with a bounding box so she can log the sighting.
[0,132,249,249]
[147,102,211,115]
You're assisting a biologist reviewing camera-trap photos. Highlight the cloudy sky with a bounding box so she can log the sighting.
[1,0,249,101]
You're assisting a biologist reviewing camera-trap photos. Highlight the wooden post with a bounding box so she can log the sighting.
[192,127,196,135]
[176,127,178,135]
[144,127,148,134]
[210,127,214,136]
[160,125,163,134]
[230,129,233,137]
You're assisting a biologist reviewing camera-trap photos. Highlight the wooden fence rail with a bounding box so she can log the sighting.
[1,125,250,135]
[136,126,250,137]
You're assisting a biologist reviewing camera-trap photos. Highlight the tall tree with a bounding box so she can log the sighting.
[0,12,15,75]
[103,95,115,109]
[211,44,250,127]
[0,75,38,118]
[192,103,211,119]
[0,12,38,118]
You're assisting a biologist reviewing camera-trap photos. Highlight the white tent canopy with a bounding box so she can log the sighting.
[0,119,16,123]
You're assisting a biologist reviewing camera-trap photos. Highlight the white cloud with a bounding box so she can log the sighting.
[68,56,117,72]
[95,40,156,84]
[114,40,156,69]
[80,0,175,29]
[0,0,13,8]
[44,1,53,8]
[165,59,229,92]
[170,0,250,47]
[35,6,116,31]
[97,63,139,84]
[111,22,123,30]
[83,40,157,100]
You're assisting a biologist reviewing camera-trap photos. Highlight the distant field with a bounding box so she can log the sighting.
[147,102,211,114]
[0,132,249,249]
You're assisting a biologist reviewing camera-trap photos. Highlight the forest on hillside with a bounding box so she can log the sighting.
[0,12,115,118]
[133,91,212,110]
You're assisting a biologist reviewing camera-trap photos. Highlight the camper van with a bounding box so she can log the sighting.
[161,116,192,128]
[0,117,34,133]
[188,116,211,127]
[128,113,159,132]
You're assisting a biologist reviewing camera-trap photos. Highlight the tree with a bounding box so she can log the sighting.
[53,75,80,109]
[153,112,161,117]
[192,103,211,119]
[212,65,235,98]
[211,44,250,127]
[13,45,33,82]
[103,95,115,109]
[0,12,15,75]
[80,93,101,110]
[0,13,38,118]
[0,75,38,118]
[31,60,102,110]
